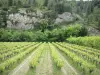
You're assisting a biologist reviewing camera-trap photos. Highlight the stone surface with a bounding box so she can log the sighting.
[55,12,74,24]
[7,9,43,30]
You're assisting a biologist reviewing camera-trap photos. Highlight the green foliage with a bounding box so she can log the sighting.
[8,0,13,6]
[0,30,32,42]
[9,6,19,14]
[47,0,72,14]
[55,2,65,14]
[79,26,88,36]
[30,43,44,68]
[0,7,8,28]
[49,43,64,68]
[44,0,48,6]
[0,42,40,72]
[26,7,36,13]
[43,10,57,19]
[39,19,48,32]
[87,7,100,30]
[63,3,72,13]
[54,43,96,75]
[0,42,99,75]
[35,0,45,7]
[58,42,100,68]
[0,24,88,42]
[64,24,81,37]
[17,0,23,7]
[67,36,100,50]
[34,31,48,41]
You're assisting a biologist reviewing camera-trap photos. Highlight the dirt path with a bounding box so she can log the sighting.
[55,48,78,75]
[8,47,39,75]
[35,45,53,75]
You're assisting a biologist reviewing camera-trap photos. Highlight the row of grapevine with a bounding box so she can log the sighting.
[49,43,64,68]
[57,43,100,66]
[53,43,96,74]
[30,43,45,68]
[66,36,100,49]
[0,42,30,54]
[0,43,41,72]
[64,42,100,56]
[0,43,36,62]
[63,43,100,58]
[0,42,99,75]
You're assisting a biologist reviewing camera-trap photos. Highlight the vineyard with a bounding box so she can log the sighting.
[0,42,100,75]
[0,0,100,75]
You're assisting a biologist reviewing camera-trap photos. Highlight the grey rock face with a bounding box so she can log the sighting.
[7,9,43,30]
[88,26,100,36]
[55,12,74,24]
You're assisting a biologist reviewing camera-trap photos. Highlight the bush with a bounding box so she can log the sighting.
[79,26,88,36]
[0,29,33,42]
[9,6,19,14]
[43,10,57,19]
[66,36,100,50]
[87,7,100,30]
[0,24,87,42]
[34,31,48,41]
[38,19,48,32]
[0,30,12,41]
[64,24,81,37]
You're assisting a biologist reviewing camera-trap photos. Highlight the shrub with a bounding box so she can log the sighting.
[64,24,81,37]
[67,36,100,50]
[0,24,87,42]
[79,26,88,36]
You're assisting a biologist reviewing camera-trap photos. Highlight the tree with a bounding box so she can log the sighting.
[87,7,100,30]
[39,19,48,32]
[44,0,48,6]
[55,2,64,14]
[9,6,19,14]
[79,26,88,36]
[0,7,8,28]
[64,3,72,13]
[17,0,22,7]
[8,0,13,6]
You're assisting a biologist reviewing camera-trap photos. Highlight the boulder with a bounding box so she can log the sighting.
[55,12,74,24]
